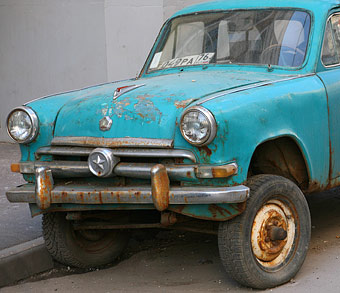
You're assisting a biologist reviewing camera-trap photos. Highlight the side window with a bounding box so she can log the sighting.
[322,14,340,66]
[331,14,340,57]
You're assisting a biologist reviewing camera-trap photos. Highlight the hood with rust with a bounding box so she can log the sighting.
[50,69,293,140]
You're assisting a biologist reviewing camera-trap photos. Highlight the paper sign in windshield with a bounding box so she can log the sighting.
[159,53,215,69]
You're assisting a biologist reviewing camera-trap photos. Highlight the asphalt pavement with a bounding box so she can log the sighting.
[0,143,42,250]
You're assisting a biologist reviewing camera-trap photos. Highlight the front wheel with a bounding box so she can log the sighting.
[218,175,311,289]
[43,212,129,268]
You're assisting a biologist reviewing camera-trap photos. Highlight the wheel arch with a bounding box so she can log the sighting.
[247,134,312,192]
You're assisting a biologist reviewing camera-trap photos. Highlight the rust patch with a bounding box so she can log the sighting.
[208,204,233,219]
[134,191,141,200]
[61,192,68,201]
[253,210,288,262]
[77,192,84,202]
[160,212,177,226]
[198,146,212,157]
[52,136,173,149]
[169,203,244,222]
[36,169,53,210]
[151,164,170,211]
[234,202,247,213]
[175,158,184,164]
[133,95,162,124]
[174,99,195,109]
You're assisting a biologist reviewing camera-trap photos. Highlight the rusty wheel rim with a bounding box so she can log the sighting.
[251,199,295,268]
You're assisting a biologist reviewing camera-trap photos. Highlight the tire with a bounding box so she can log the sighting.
[43,212,129,268]
[218,175,311,289]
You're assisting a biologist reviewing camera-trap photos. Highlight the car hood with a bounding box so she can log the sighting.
[53,70,293,140]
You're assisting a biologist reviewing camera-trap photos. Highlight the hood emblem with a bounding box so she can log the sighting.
[113,84,145,100]
[88,148,120,177]
[99,116,113,131]
[92,155,105,171]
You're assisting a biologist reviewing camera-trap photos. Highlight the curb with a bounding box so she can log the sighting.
[0,237,54,288]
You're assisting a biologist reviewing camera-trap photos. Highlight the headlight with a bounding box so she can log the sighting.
[7,106,39,143]
[180,106,217,146]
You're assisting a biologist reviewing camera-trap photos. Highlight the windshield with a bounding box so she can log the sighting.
[147,9,311,72]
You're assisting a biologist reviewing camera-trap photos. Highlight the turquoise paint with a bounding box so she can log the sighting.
[200,74,330,187]
[11,0,340,220]
[318,70,340,180]
[53,70,291,140]
[172,0,339,18]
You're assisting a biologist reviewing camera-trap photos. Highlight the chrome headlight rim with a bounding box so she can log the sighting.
[180,106,217,146]
[6,106,39,144]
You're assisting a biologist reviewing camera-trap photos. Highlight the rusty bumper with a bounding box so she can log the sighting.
[6,165,249,211]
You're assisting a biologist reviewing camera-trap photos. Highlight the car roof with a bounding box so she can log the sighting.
[172,0,340,19]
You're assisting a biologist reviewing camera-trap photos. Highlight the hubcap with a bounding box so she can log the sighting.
[251,199,295,267]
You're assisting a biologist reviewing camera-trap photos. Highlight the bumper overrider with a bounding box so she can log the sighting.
[6,144,250,212]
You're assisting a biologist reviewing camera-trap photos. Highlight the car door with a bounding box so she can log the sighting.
[317,12,340,180]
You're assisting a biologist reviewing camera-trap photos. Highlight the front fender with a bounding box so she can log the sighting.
[199,74,329,187]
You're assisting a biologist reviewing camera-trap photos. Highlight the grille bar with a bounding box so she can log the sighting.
[36,146,197,163]
[18,161,196,179]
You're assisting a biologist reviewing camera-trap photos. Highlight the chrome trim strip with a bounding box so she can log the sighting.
[36,146,197,162]
[114,163,196,179]
[17,162,197,179]
[52,137,174,149]
[197,74,314,105]
[17,161,236,180]
[6,184,36,203]
[6,184,249,205]
[19,161,90,177]
[23,78,132,106]
[113,84,145,100]
[37,147,94,157]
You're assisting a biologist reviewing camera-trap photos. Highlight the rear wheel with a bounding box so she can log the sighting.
[218,175,311,289]
[43,212,129,268]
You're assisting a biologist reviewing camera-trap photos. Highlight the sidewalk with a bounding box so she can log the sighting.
[0,143,53,287]
[0,143,42,250]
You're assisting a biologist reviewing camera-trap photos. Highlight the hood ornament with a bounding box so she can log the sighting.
[113,84,145,100]
[99,116,113,131]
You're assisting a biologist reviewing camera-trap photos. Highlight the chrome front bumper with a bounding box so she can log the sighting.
[7,164,250,211]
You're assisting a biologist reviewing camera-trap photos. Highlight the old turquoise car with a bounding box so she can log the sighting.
[6,0,340,289]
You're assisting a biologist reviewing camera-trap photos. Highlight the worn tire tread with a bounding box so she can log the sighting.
[43,212,128,268]
[43,213,85,268]
[218,175,311,289]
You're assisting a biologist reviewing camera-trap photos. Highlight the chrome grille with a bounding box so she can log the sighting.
[30,144,197,179]
[36,146,197,163]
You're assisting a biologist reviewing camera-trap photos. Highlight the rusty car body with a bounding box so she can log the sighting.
[6,0,340,289]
